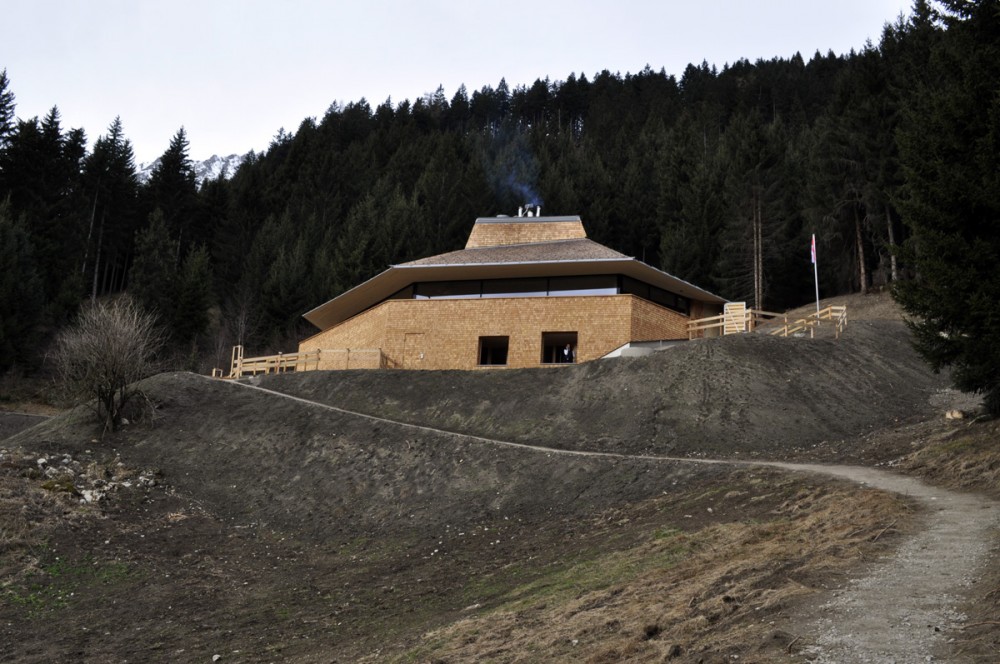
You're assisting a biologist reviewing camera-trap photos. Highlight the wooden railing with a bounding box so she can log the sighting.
[766,305,848,339]
[686,308,784,338]
[313,348,392,370]
[221,345,389,378]
[687,305,848,340]
[227,345,321,378]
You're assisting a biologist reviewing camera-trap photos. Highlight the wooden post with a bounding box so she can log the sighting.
[230,345,244,379]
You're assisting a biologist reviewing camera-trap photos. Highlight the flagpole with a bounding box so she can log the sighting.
[812,233,820,317]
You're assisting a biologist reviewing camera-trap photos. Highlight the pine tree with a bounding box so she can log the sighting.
[0,201,44,369]
[717,111,787,308]
[0,108,89,323]
[657,114,725,289]
[129,209,177,319]
[145,127,199,253]
[0,69,14,151]
[82,118,139,301]
[173,244,213,344]
[894,0,1000,415]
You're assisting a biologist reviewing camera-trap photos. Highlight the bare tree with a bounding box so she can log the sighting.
[55,296,164,432]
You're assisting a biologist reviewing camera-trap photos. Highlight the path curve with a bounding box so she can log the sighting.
[222,378,1000,663]
[767,463,999,663]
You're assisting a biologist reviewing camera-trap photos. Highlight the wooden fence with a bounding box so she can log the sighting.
[221,345,388,378]
[226,345,320,378]
[687,304,848,340]
[765,305,848,339]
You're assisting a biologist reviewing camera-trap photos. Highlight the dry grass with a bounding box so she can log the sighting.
[0,450,119,583]
[387,483,913,664]
[0,474,68,584]
[899,419,1000,499]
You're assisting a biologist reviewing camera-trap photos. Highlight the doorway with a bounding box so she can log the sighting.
[542,331,578,364]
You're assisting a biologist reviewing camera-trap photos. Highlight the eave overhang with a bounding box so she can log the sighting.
[303,257,728,331]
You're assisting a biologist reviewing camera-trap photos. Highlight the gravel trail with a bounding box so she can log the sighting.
[228,378,1000,663]
[766,462,999,663]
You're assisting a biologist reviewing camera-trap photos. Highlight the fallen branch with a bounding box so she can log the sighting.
[870,519,898,543]
[787,635,801,653]
[961,620,1000,629]
[785,576,819,592]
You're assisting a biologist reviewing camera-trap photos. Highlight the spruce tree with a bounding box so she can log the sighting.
[145,127,198,251]
[894,0,1000,415]
[129,209,177,319]
[173,244,213,345]
[0,69,14,150]
[0,202,44,369]
[82,118,139,300]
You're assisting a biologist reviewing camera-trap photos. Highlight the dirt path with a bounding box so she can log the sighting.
[224,378,1000,662]
[767,463,1000,663]
[0,411,50,441]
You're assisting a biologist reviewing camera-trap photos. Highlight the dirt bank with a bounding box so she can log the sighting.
[259,320,944,462]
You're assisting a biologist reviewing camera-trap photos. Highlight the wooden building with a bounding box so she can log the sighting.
[299,212,726,370]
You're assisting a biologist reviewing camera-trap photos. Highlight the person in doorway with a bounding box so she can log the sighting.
[561,343,574,363]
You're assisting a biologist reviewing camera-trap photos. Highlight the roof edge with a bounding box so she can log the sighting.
[473,215,581,224]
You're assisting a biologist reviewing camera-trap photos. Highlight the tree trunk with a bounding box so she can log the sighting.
[90,213,104,302]
[855,206,868,295]
[886,208,898,283]
[82,189,98,276]
[753,190,763,310]
[104,253,117,297]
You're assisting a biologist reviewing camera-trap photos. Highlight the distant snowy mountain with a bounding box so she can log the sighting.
[136,153,247,185]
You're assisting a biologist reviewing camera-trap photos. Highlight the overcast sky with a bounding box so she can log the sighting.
[4,0,913,164]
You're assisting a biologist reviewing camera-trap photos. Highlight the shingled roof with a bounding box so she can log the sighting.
[401,238,627,266]
[302,215,727,331]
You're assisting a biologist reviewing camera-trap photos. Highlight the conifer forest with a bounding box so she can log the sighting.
[1,1,998,408]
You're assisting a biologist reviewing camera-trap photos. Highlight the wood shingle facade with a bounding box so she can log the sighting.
[299,214,726,370]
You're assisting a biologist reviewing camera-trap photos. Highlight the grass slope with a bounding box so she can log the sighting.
[3,306,995,662]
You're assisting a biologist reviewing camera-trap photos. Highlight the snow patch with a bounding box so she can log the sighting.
[135,153,246,185]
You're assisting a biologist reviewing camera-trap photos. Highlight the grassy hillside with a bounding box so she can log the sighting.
[3,302,995,662]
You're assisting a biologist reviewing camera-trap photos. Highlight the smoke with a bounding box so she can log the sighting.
[483,130,544,211]
[505,174,543,208]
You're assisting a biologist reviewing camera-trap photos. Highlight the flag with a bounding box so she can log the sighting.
[811,234,817,264]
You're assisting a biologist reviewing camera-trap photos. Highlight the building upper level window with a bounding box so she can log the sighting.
[548,275,617,296]
[481,277,547,298]
[414,281,480,299]
[396,275,690,315]
[542,332,578,364]
[478,336,509,366]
